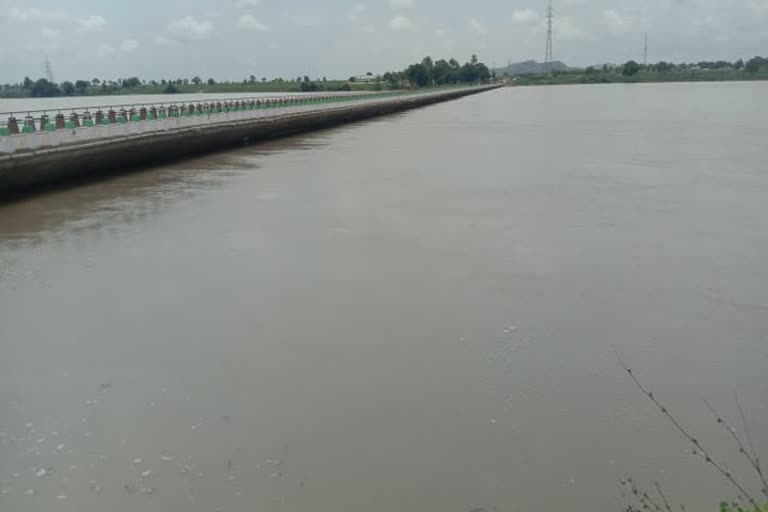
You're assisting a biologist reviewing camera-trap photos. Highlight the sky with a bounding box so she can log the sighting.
[0,0,766,83]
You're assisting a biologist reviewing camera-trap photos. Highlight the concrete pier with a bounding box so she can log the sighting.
[0,86,499,195]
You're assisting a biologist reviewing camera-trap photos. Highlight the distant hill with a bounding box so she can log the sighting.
[494,60,572,76]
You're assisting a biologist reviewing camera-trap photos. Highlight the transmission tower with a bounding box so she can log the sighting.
[44,56,55,82]
[544,0,554,70]
[643,33,648,66]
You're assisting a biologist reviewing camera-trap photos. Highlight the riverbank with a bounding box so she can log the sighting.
[511,69,768,86]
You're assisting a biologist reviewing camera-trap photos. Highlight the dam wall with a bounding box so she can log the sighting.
[0,85,499,195]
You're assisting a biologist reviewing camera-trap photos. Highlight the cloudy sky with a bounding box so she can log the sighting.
[0,0,766,82]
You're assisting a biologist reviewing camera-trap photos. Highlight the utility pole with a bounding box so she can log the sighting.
[544,0,554,70]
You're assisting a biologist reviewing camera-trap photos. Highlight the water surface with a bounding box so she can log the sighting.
[1,82,767,512]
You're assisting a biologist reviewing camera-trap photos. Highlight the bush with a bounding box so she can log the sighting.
[622,60,641,76]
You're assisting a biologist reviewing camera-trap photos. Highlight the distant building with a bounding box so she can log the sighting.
[351,75,379,83]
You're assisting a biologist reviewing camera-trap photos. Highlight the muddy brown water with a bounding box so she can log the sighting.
[1,83,767,512]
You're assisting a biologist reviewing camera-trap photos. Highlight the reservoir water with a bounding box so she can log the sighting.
[1,82,767,511]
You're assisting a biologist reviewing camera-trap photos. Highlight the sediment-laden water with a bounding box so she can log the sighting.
[1,83,767,512]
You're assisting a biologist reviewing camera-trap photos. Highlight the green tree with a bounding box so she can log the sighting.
[122,77,141,88]
[300,81,318,92]
[207,78,216,85]
[23,76,33,89]
[61,81,75,96]
[75,80,90,93]
[745,56,765,73]
[622,60,641,76]
[432,59,455,84]
[163,83,179,94]
[30,78,60,97]
[382,71,398,88]
[734,58,744,70]
[405,63,430,87]
[192,76,202,85]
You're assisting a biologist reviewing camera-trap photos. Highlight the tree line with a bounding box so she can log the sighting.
[1,75,351,98]
[602,56,767,77]
[1,55,492,98]
[379,55,492,88]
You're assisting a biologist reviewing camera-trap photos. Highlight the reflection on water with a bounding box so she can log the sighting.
[1,83,767,512]
[0,135,330,248]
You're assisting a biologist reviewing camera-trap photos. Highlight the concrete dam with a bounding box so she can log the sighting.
[0,85,499,195]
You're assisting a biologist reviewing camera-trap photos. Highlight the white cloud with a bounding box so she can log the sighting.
[153,35,176,46]
[41,27,62,41]
[469,17,487,35]
[235,0,262,7]
[602,9,632,34]
[167,16,213,41]
[93,39,139,57]
[78,15,106,32]
[96,44,116,58]
[511,8,539,25]
[557,16,592,41]
[748,0,768,15]
[10,7,63,23]
[237,14,270,31]
[120,39,140,52]
[346,3,367,22]
[389,16,417,31]
[288,14,319,27]
[691,14,717,29]
[10,8,105,32]
[389,0,414,9]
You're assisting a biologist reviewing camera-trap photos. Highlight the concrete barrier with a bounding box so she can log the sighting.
[0,85,499,195]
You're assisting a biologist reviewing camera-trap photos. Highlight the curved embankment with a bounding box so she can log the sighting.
[0,86,499,196]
